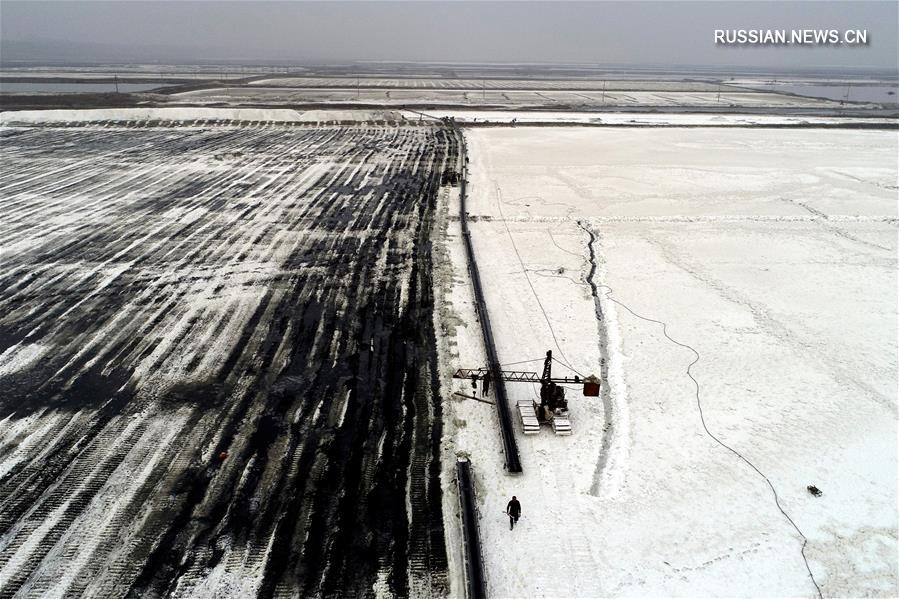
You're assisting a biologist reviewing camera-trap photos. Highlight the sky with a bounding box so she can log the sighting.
[1,1,896,71]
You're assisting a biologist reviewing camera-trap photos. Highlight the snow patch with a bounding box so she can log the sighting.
[0,343,47,377]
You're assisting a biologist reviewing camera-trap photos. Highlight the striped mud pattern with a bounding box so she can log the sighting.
[0,121,455,597]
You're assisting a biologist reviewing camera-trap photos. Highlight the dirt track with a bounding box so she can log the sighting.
[0,121,456,597]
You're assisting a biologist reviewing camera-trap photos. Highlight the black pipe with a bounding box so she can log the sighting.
[453,123,523,474]
[456,459,488,599]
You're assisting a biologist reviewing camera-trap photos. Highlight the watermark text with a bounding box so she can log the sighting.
[714,29,868,45]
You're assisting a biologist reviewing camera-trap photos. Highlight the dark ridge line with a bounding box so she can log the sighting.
[4,95,895,121]
[458,121,899,130]
[577,223,616,498]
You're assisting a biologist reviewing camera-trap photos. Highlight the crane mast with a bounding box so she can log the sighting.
[452,350,599,436]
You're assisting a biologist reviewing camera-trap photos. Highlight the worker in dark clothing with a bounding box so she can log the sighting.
[506,496,521,530]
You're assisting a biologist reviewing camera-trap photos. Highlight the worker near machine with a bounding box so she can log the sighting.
[506,496,521,530]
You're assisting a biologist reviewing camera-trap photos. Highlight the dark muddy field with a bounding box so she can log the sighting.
[0,121,458,597]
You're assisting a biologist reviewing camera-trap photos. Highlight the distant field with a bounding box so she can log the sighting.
[249,77,726,91]
[0,82,164,94]
[176,86,839,109]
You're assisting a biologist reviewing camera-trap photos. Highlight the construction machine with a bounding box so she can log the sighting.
[453,350,599,436]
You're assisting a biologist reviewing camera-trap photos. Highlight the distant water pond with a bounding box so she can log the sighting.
[0,82,165,93]
[745,82,898,104]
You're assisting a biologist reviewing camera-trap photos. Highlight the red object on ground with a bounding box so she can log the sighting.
[583,376,601,397]
[218,451,229,461]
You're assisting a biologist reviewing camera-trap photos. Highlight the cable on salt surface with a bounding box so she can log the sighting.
[547,230,585,259]
[494,182,579,374]
[595,280,823,599]
[497,358,546,368]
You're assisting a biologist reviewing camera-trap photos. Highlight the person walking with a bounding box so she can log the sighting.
[506,495,521,530]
